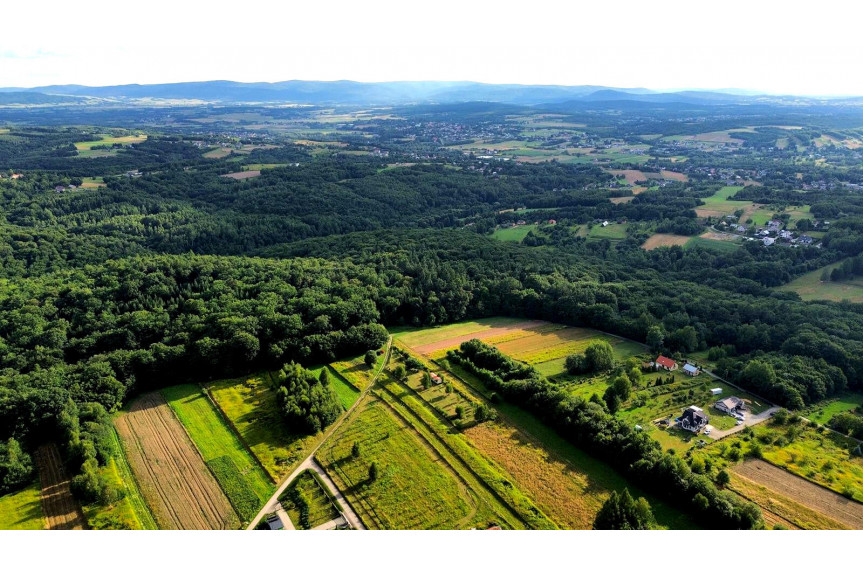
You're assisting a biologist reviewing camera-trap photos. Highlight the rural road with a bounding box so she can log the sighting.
[246,337,392,530]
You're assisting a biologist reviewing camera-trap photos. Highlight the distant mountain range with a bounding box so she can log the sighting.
[0,80,859,107]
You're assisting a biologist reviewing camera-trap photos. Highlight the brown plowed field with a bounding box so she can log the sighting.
[35,443,87,530]
[641,234,690,250]
[116,392,239,530]
[733,459,863,529]
[411,320,548,355]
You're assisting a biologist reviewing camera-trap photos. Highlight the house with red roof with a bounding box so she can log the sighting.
[655,355,678,371]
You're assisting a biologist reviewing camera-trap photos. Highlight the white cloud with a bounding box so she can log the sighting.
[1,0,862,95]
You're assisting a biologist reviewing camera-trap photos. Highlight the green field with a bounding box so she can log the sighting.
[242,163,288,171]
[391,317,525,349]
[685,236,742,253]
[279,469,341,529]
[330,351,384,391]
[492,224,537,242]
[804,392,863,425]
[588,222,628,240]
[0,482,43,530]
[74,134,146,157]
[309,364,360,410]
[207,373,322,481]
[783,260,863,303]
[318,396,481,529]
[162,384,273,523]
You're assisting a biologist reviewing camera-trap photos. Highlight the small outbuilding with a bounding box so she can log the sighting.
[710,387,723,395]
[265,514,284,530]
[682,363,700,376]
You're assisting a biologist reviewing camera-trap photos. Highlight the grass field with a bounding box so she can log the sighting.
[279,470,341,529]
[803,392,863,424]
[242,163,288,171]
[685,236,743,253]
[330,351,385,391]
[0,482,43,530]
[588,222,627,240]
[491,224,537,242]
[642,233,691,250]
[782,260,863,303]
[309,364,361,410]
[80,176,106,188]
[317,396,480,529]
[162,384,274,523]
[391,317,527,349]
[207,373,323,481]
[74,134,146,151]
[694,186,750,218]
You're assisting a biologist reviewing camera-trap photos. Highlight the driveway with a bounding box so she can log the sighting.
[708,406,779,440]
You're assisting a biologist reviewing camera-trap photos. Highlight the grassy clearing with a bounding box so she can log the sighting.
[207,373,321,481]
[391,317,526,349]
[74,134,146,151]
[279,470,341,529]
[686,236,742,253]
[330,351,384,391]
[491,225,537,242]
[0,482,43,530]
[782,260,863,303]
[80,176,106,188]
[309,364,360,409]
[587,222,627,240]
[804,392,863,424]
[162,384,273,522]
[317,396,479,529]
[243,163,288,171]
[642,233,691,250]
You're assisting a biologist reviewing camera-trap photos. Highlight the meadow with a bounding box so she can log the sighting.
[0,482,43,530]
[162,384,274,523]
[207,373,322,480]
[308,364,361,410]
[587,222,627,240]
[642,233,691,250]
[279,470,341,529]
[803,392,863,424]
[492,224,538,242]
[782,260,863,303]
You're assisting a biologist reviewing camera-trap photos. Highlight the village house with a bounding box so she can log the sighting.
[655,355,678,371]
[429,372,443,385]
[715,396,745,416]
[682,363,700,376]
[678,406,709,433]
[762,237,775,246]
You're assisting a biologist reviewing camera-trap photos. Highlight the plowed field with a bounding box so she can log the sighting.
[35,443,86,530]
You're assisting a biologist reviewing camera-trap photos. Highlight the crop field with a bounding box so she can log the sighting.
[34,443,86,530]
[203,147,232,158]
[685,235,743,253]
[491,224,537,242]
[803,392,863,424]
[279,470,341,529]
[80,176,106,188]
[782,260,863,303]
[660,170,688,182]
[207,373,321,480]
[694,186,751,218]
[162,384,273,523]
[0,482,44,530]
[309,364,361,409]
[642,233,691,250]
[393,317,548,357]
[317,396,480,529]
[732,459,863,529]
[115,392,239,530]
[607,169,647,184]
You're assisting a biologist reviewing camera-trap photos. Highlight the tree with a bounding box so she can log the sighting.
[455,405,465,419]
[584,341,614,372]
[716,469,730,488]
[646,325,665,353]
[422,371,432,389]
[392,365,406,381]
[368,462,378,482]
[593,489,654,530]
[276,361,342,434]
[603,386,621,413]
[364,350,377,368]
[0,439,34,495]
[318,367,330,387]
[351,442,360,458]
[445,382,453,394]
[612,375,633,401]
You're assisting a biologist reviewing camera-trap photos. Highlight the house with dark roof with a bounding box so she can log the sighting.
[679,406,709,433]
[715,396,745,416]
[655,355,678,371]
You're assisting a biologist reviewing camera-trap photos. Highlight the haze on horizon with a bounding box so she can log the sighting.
[3,0,862,97]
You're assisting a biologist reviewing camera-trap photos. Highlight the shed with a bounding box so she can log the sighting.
[710,388,723,395]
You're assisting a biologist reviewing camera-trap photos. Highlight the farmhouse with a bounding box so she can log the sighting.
[682,363,700,376]
[715,396,745,415]
[429,372,443,385]
[679,406,709,433]
[655,355,678,371]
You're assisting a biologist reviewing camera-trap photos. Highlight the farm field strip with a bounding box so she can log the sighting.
[405,320,549,355]
[162,384,274,523]
[115,392,239,530]
[733,459,863,529]
[35,443,86,530]
[642,233,691,250]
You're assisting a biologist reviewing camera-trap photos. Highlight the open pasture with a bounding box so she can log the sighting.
[280,470,341,529]
[642,233,691,250]
[393,317,546,355]
[115,392,239,530]
[309,364,361,410]
[0,482,44,530]
[220,170,261,180]
[782,260,863,303]
[74,134,146,151]
[492,224,537,242]
[587,222,628,240]
[804,392,863,425]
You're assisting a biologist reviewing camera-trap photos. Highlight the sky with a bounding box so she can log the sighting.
[3,0,863,96]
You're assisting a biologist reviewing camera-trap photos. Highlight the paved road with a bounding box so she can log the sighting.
[247,337,392,530]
